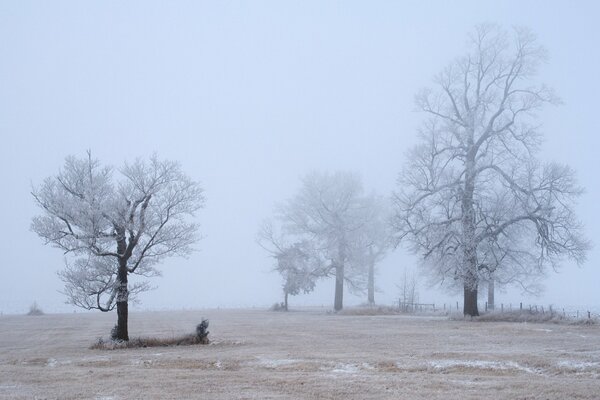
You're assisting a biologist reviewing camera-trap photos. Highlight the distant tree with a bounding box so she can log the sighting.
[397,268,419,313]
[392,25,590,316]
[262,171,377,311]
[31,152,204,340]
[355,196,393,305]
[258,223,324,311]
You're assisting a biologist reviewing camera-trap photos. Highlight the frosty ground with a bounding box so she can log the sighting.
[1,309,599,399]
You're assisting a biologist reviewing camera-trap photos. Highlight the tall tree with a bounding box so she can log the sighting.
[350,196,393,305]
[392,25,589,316]
[32,152,204,340]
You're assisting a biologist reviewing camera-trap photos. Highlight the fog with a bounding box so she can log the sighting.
[1,1,598,314]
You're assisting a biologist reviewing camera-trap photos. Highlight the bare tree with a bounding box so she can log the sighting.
[392,25,589,316]
[264,171,375,311]
[31,152,204,340]
[350,196,393,305]
[397,267,419,313]
[258,222,325,311]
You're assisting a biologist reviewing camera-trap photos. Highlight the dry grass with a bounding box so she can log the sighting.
[1,309,599,399]
[459,310,599,325]
[337,305,402,316]
[90,334,209,350]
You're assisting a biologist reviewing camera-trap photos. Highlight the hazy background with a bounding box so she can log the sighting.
[1,1,598,314]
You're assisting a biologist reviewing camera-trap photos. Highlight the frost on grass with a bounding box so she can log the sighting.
[252,357,305,368]
[330,363,361,374]
[556,360,600,373]
[92,320,209,349]
[428,359,541,374]
[91,334,209,350]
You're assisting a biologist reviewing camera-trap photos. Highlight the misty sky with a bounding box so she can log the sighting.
[1,1,598,314]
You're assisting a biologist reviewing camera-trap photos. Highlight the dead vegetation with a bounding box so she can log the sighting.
[91,333,209,350]
[336,305,402,316]
[453,310,599,325]
[26,301,44,316]
[2,309,600,399]
[93,319,210,350]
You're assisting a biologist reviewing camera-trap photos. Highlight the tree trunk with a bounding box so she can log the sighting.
[114,235,129,341]
[115,289,129,340]
[462,248,479,317]
[334,261,344,311]
[461,149,479,317]
[463,283,479,317]
[367,249,375,305]
[284,290,289,312]
[487,278,495,311]
[114,258,129,340]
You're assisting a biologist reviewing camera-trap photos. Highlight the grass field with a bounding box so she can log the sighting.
[1,308,599,399]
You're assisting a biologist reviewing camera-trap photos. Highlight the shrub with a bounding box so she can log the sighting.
[27,301,44,316]
[270,302,287,312]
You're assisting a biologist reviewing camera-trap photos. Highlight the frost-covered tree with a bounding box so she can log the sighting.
[263,171,376,311]
[259,224,324,311]
[358,196,393,305]
[392,25,589,316]
[31,152,204,340]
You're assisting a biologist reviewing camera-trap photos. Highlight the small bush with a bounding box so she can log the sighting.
[110,324,119,340]
[27,302,44,316]
[196,319,209,343]
[270,302,287,312]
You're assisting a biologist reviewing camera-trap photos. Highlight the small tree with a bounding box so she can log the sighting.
[278,241,323,311]
[397,268,419,313]
[259,222,326,311]
[32,152,204,340]
[392,25,589,316]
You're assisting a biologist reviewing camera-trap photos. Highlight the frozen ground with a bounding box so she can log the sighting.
[0,308,599,399]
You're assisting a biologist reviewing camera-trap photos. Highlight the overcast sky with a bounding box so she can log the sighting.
[1,1,598,314]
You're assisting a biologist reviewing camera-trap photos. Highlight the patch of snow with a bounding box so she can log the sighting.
[331,363,361,374]
[428,359,539,374]
[253,357,303,368]
[46,358,57,367]
[131,359,152,366]
[556,360,600,371]
[361,362,375,370]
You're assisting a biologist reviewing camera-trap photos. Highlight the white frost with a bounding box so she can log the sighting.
[428,359,539,374]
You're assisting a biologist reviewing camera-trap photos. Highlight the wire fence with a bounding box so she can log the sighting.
[396,299,600,320]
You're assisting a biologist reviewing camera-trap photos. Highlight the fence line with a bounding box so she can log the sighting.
[395,299,600,320]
